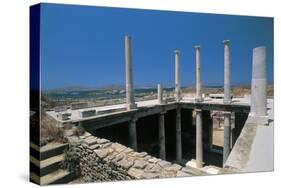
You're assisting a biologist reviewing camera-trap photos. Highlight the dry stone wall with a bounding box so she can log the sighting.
[65,131,197,182]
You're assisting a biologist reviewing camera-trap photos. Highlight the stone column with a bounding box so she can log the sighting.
[223,40,231,104]
[223,112,231,164]
[125,35,137,110]
[129,117,137,151]
[195,109,203,167]
[195,45,203,102]
[174,49,181,102]
[158,84,163,105]
[159,112,166,160]
[176,106,182,163]
[250,46,267,123]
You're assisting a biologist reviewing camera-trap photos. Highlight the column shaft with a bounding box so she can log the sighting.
[223,40,231,104]
[250,46,267,117]
[129,118,137,151]
[159,113,166,160]
[176,106,182,163]
[223,112,231,164]
[125,36,136,110]
[174,50,181,102]
[158,84,163,105]
[195,46,203,102]
[196,109,203,167]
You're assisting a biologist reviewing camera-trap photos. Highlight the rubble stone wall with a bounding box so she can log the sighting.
[67,132,196,182]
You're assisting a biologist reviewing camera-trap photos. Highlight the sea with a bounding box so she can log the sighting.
[45,88,175,101]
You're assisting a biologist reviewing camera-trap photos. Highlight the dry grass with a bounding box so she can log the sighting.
[41,113,65,144]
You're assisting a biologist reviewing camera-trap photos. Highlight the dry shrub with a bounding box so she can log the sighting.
[41,113,65,144]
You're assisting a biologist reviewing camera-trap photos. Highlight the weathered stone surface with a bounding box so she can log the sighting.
[89,144,100,150]
[67,136,80,144]
[111,143,127,152]
[123,147,133,154]
[137,152,148,157]
[165,164,182,171]
[144,155,152,160]
[65,133,192,183]
[83,132,91,137]
[177,170,192,177]
[64,129,74,137]
[148,157,159,164]
[117,159,134,169]
[83,136,97,146]
[112,153,125,163]
[141,172,159,179]
[97,138,109,144]
[94,149,109,159]
[149,164,162,172]
[144,163,155,170]
[133,160,147,169]
[158,160,171,167]
[102,143,112,148]
[128,168,144,179]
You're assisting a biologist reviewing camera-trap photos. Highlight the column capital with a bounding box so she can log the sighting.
[223,40,230,45]
[174,49,180,54]
[194,45,201,49]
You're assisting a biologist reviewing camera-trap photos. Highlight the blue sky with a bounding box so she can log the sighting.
[40,3,273,90]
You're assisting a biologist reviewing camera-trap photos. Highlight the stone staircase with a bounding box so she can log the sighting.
[30,142,76,185]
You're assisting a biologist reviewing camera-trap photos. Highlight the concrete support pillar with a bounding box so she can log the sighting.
[223,40,231,104]
[195,109,203,167]
[223,112,231,164]
[158,84,163,105]
[250,46,267,122]
[158,112,166,160]
[125,35,137,110]
[176,106,182,163]
[194,46,203,102]
[129,117,137,151]
[174,50,181,102]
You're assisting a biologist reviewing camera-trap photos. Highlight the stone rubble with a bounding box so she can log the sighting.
[65,131,198,182]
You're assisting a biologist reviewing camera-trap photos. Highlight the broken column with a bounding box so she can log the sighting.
[176,106,182,163]
[223,111,231,164]
[195,45,203,102]
[195,109,203,167]
[158,84,163,105]
[125,35,137,110]
[159,112,166,160]
[129,117,138,151]
[174,49,181,102]
[223,40,231,104]
[250,46,268,124]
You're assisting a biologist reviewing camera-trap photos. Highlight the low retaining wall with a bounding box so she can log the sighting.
[66,132,197,182]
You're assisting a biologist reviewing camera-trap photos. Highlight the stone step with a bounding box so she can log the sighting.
[31,169,76,185]
[30,154,65,176]
[40,143,68,160]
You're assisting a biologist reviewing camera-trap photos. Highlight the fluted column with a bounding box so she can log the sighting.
[125,35,137,110]
[195,45,203,102]
[174,50,181,102]
[223,40,231,104]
